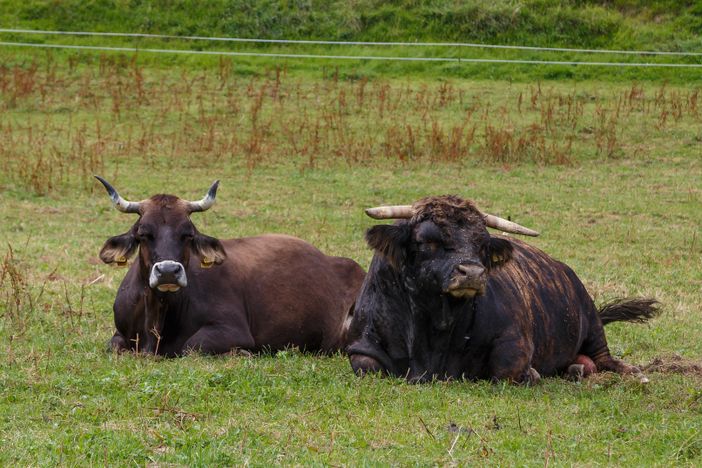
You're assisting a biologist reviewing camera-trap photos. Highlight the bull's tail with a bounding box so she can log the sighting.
[598,297,661,325]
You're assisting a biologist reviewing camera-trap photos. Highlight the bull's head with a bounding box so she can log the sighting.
[96,176,226,292]
[364,195,538,328]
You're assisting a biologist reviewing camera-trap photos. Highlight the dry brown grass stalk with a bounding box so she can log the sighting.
[0,60,699,194]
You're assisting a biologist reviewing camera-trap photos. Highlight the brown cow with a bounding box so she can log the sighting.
[96,176,365,356]
[346,195,659,383]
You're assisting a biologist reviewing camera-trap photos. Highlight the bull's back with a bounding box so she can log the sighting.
[220,234,365,351]
[486,237,596,375]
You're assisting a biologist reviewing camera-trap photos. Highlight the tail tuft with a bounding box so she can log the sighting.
[598,297,661,325]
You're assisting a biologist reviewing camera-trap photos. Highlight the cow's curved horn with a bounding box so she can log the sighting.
[365,205,414,219]
[483,214,539,237]
[364,202,539,237]
[186,180,220,213]
[95,175,141,214]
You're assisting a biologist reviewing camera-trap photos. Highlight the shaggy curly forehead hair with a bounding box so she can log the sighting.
[410,195,486,228]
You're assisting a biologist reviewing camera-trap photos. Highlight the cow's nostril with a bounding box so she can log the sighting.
[456,264,485,278]
[154,261,183,276]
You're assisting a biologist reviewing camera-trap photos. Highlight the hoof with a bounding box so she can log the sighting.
[108,334,130,353]
[350,354,384,377]
[524,367,541,385]
[634,372,650,384]
[567,363,584,382]
[229,348,253,357]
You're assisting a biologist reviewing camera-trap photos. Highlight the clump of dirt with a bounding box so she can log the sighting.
[578,371,625,389]
[641,354,702,377]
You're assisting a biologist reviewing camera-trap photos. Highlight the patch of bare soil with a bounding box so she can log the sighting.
[641,354,702,377]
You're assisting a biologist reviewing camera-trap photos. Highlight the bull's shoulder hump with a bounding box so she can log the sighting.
[500,236,550,259]
[495,235,578,281]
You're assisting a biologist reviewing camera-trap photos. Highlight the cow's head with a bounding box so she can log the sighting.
[96,176,226,293]
[364,196,538,327]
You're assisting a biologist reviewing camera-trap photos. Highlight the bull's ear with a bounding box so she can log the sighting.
[99,231,138,265]
[487,236,513,269]
[193,234,226,268]
[366,223,410,269]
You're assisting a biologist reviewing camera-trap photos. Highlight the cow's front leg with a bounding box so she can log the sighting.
[181,325,255,355]
[108,331,130,353]
[488,337,538,385]
[141,328,165,355]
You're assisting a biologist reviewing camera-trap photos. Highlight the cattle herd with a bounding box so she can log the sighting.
[96,176,659,384]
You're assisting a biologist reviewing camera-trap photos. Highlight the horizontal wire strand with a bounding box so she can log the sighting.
[1,27,701,57]
[2,41,702,67]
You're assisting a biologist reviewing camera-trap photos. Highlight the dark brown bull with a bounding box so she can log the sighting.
[346,195,659,383]
[96,176,365,356]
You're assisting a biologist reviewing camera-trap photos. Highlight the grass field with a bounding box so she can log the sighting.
[1,52,701,464]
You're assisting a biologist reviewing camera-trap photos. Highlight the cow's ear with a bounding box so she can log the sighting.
[99,230,138,265]
[487,236,513,269]
[366,223,410,269]
[193,233,226,268]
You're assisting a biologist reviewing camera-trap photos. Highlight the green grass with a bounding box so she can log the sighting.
[1,57,701,463]
[1,0,702,82]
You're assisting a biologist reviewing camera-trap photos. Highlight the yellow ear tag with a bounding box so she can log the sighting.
[116,256,128,266]
[491,254,503,263]
[201,257,214,269]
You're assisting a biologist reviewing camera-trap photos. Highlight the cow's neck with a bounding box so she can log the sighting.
[141,287,187,354]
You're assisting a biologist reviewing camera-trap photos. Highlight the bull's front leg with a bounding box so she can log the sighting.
[487,337,539,385]
[349,354,386,376]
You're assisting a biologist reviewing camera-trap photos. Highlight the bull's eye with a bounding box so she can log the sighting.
[181,233,194,242]
[418,240,441,253]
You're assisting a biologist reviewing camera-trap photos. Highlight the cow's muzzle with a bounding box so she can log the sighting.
[446,263,486,298]
[149,260,187,292]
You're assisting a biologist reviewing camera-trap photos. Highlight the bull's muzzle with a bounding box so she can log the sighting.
[149,260,187,292]
[446,263,486,298]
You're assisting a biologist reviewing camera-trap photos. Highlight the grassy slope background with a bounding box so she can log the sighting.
[0,0,701,465]
[1,0,702,81]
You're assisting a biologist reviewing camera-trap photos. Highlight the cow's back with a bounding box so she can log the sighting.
[219,234,365,352]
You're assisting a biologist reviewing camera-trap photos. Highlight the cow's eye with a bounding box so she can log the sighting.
[181,233,194,241]
[137,231,154,241]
